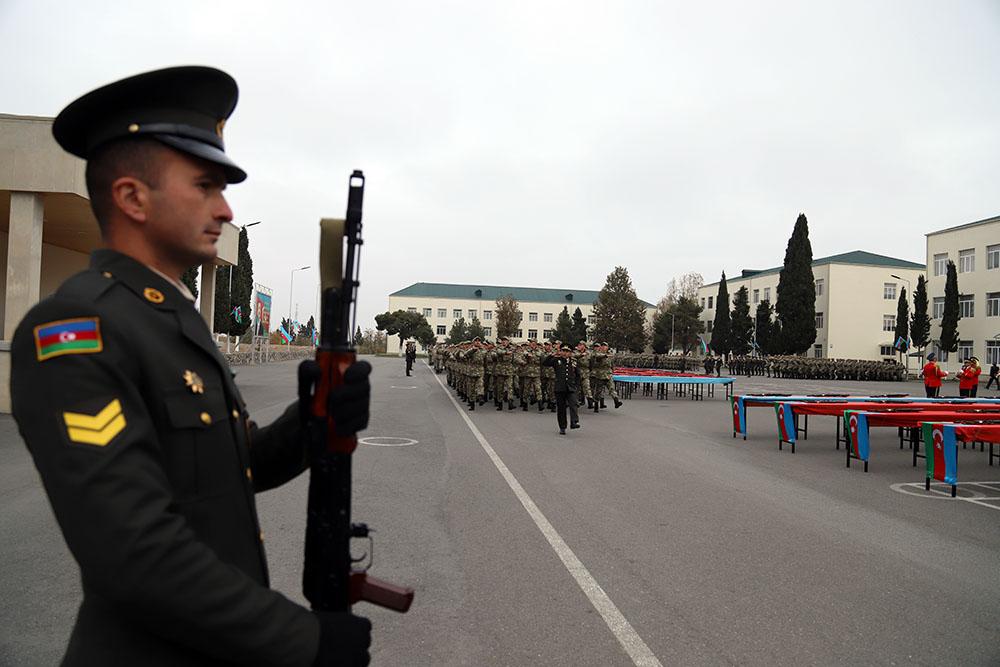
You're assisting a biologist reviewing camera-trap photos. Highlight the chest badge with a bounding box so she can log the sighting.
[183,370,205,394]
[144,287,165,304]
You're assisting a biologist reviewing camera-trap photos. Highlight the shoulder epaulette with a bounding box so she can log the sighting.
[56,269,118,303]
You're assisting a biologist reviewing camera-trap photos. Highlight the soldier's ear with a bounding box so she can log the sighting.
[110,175,151,224]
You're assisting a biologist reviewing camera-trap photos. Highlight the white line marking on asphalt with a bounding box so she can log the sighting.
[890,482,1000,511]
[429,366,663,667]
[390,385,419,389]
[358,436,419,447]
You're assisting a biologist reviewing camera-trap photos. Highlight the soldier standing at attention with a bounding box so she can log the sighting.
[404,340,416,376]
[10,68,374,665]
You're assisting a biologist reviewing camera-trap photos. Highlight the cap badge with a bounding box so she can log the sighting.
[143,287,165,304]
[183,370,205,394]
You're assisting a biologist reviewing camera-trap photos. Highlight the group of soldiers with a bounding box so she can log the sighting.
[430,338,623,412]
[606,351,907,382]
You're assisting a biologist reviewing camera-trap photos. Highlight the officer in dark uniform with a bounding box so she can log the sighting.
[10,67,372,666]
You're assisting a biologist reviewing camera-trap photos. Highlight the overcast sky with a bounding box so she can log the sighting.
[3,1,999,331]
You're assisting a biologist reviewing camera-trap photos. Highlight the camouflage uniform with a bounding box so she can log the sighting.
[516,342,543,411]
[590,343,621,411]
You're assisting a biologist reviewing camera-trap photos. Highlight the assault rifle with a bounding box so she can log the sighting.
[300,170,414,613]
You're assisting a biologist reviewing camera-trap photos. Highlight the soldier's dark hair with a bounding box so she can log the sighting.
[85,138,166,233]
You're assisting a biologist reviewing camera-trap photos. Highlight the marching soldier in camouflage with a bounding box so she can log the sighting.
[516,340,544,411]
[590,342,622,411]
[541,340,557,412]
[492,337,517,410]
[574,341,594,408]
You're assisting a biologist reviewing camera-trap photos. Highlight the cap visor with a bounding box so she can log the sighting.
[154,134,247,183]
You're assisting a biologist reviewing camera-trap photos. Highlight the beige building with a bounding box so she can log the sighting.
[385,282,656,354]
[698,250,925,360]
[0,114,239,412]
[925,215,1000,372]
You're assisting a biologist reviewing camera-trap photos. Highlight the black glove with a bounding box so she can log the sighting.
[329,360,371,436]
[298,360,371,436]
[313,612,372,667]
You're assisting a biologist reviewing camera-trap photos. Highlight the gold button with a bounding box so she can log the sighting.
[232,409,240,419]
[245,468,253,482]
[200,412,212,425]
[128,123,139,133]
[102,271,113,278]
[258,531,264,542]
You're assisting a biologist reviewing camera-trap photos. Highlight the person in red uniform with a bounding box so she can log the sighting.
[968,356,982,398]
[958,358,976,397]
[921,352,948,398]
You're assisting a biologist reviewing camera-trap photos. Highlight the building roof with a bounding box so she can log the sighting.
[926,214,1000,237]
[389,282,656,308]
[703,250,924,288]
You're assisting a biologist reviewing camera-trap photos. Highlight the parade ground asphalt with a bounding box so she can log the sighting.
[2,356,999,666]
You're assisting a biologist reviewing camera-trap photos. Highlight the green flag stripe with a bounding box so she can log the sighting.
[41,340,100,355]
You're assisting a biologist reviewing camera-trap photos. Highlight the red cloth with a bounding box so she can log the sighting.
[786,401,999,417]
[922,362,946,388]
[952,423,1000,444]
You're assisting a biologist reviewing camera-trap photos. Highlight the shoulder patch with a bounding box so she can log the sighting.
[63,399,126,447]
[34,317,103,361]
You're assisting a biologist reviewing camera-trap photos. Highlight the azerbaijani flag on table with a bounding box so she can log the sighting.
[730,396,746,435]
[921,422,958,485]
[844,410,871,460]
[775,403,796,442]
[34,318,102,361]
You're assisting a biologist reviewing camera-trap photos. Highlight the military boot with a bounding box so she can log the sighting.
[508,400,516,411]
[614,398,623,409]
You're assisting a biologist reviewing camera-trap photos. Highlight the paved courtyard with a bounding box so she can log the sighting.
[2,357,998,665]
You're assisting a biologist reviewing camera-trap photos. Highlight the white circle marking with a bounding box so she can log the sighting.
[358,436,419,447]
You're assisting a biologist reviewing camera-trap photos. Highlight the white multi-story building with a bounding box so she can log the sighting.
[385,282,656,354]
[925,215,1000,372]
[697,250,925,360]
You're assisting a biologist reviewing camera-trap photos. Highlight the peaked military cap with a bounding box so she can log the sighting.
[52,66,246,183]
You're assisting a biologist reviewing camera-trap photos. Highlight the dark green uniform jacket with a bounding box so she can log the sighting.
[11,250,319,666]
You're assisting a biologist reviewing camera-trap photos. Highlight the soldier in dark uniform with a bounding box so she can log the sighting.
[404,340,416,376]
[10,67,372,666]
[542,344,581,435]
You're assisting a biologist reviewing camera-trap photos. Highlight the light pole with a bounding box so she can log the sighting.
[289,265,310,327]
[890,273,912,375]
[668,312,675,354]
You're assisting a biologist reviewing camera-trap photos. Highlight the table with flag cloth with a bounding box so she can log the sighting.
[729,394,1000,439]
[613,372,734,402]
[919,423,1000,496]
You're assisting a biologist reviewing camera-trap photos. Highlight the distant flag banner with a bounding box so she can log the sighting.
[254,291,272,335]
[34,318,102,361]
[698,336,708,355]
[775,403,797,443]
[730,396,747,435]
[278,325,292,344]
[844,410,871,460]
[312,328,318,346]
[922,422,958,485]
[894,336,908,351]
[231,306,242,324]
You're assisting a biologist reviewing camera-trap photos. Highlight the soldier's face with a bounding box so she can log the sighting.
[147,149,233,269]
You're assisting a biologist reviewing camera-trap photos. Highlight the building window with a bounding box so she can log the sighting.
[932,297,945,319]
[987,292,1000,317]
[528,312,538,322]
[959,295,974,318]
[883,315,896,332]
[958,249,975,273]
[815,312,824,329]
[542,329,552,339]
[813,344,823,358]
[544,312,553,323]
[753,289,759,304]
[708,296,714,309]
[814,280,823,297]
[407,307,417,313]
[515,329,523,339]
[988,244,1000,270]
[701,298,706,309]
[453,309,462,319]
[468,309,476,320]
[958,340,973,360]
[422,308,432,317]
[527,329,538,340]
[483,310,492,320]
[883,283,896,300]
[436,325,446,335]
[932,343,949,363]
[484,327,492,337]
[880,345,893,356]
[438,308,446,318]
[933,253,948,276]
[986,340,1000,365]
[706,320,713,333]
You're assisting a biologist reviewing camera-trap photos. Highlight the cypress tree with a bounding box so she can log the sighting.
[728,286,754,355]
[710,272,731,356]
[774,213,817,354]
[229,227,254,337]
[590,266,648,352]
[181,267,199,300]
[910,275,931,356]
[571,307,588,343]
[553,306,576,344]
[754,300,773,355]
[213,265,231,334]
[892,287,909,360]
[939,260,961,353]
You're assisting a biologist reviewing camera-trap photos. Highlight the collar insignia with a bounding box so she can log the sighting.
[183,370,205,394]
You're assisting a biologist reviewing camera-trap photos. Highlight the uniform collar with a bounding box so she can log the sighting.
[90,249,193,311]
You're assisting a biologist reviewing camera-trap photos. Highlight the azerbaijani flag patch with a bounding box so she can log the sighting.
[34,318,103,361]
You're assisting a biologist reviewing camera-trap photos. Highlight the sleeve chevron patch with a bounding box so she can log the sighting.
[63,399,126,447]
